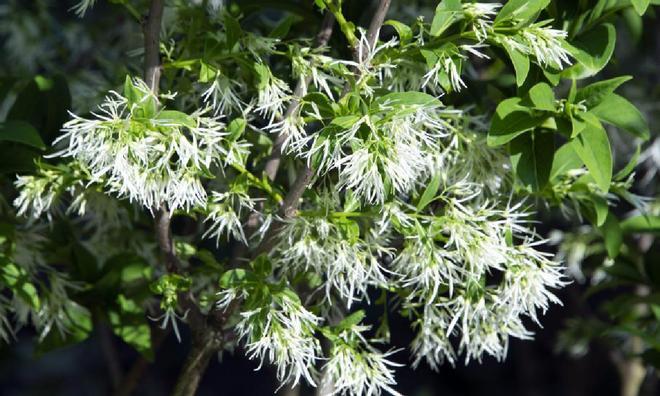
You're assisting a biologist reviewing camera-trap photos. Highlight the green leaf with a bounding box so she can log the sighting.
[123,75,142,105]
[525,82,555,111]
[336,310,366,331]
[0,121,46,150]
[7,75,71,145]
[155,110,196,128]
[599,212,622,258]
[590,94,650,140]
[550,143,583,181]
[621,215,660,234]
[269,15,300,39]
[570,114,612,191]
[593,195,609,227]
[219,269,257,288]
[494,0,550,25]
[614,145,641,181]
[631,0,650,15]
[110,295,153,359]
[198,61,218,83]
[575,76,631,109]
[509,131,554,191]
[563,24,616,79]
[502,42,530,87]
[224,13,242,49]
[331,115,362,129]
[488,98,545,146]
[570,114,586,138]
[0,262,41,309]
[375,91,442,108]
[385,20,413,44]
[416,173,441,211]
[430,0,462,37]
[227,118,247,141]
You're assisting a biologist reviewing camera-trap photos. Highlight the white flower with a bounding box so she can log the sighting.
[201,73,245,115]
[422,56,466,92]
[323,326,403,396]
[255,65,291,123]
[265,113,307,154]
[497,243,568,324]
[14,174,61,220]
[278,217,390,308]
[72,0,96,17]
[51,78,241,213]
[335,29,398,96]
[463,3,500,42]
[498,24,572,70]
[203,190,256,245]
[410,305,456,369]
[227,292,323,387]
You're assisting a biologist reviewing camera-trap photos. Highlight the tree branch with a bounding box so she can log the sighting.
[255,0,392,256]
[142,1,222,394]
[143,0,164,94]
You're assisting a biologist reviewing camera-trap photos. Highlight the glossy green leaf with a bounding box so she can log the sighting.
[430,0,462,37]
[375,91,442,108]
[502,42,530,87]
[591,94,650,140]
[336,310,366,331]
[269,15,300,39]
[563,24,616,79]
[509,131,554,191]
[593,195,609,227]
[385,20,412,44]
[494,0,550,25]
[575,76,631,109]
[110,294,153,359]
[488,98,545,146]
[631,0,650,15]
[570,114,612,191]
[599,212,622,258]
[614,145,641,181]
[0,121,46,150]
[416,173,441,211]
[550,143,583,181]
[35,303,92,356]
[526,82,555,111]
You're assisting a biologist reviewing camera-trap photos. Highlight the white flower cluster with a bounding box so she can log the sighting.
[301,102,456,204]
[201,72,245,116]
[13,163,90,221]
[52,78,244,213]
[463,3,501,42]
[277,215,390,308]
[254,64,292,123]
[323,325,402,396]
[203,189,256,245]
[218,290,322,387]
[391,192,567,366]
[497,23,572,69]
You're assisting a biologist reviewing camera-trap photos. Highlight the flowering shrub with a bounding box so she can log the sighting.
[0,0,657,395]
